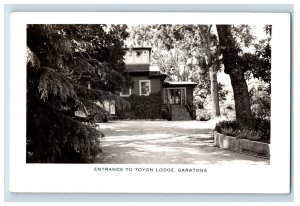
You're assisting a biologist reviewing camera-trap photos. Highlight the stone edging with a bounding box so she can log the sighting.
[214,131,270,158]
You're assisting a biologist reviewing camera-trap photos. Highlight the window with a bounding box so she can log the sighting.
[125,50,149,64]
[139,80,151,96]
[120,88,131,97]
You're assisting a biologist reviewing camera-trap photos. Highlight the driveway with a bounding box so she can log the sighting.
[94,120,269,165]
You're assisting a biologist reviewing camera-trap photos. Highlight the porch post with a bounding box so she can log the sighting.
[167,89,170,106]
[181,89,183,106]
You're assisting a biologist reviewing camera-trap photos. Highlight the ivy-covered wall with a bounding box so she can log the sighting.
[116,92,164,119]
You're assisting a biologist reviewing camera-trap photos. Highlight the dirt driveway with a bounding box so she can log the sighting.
[94,120,269,165]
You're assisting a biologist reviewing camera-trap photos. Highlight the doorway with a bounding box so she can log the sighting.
[164,88,186,105]
[170,89,181,105]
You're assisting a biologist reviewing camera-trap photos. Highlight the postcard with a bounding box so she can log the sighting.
[9,12,290,193]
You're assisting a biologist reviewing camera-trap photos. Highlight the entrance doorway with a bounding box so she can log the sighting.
[170,89,181,105]
[164,88,186,105]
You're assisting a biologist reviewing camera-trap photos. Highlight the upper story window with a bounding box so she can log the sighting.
[139,80,151,96]
[125,50,150,64]
[120,88,131,97]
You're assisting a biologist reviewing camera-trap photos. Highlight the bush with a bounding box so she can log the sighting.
[116,92,163,120]
[194,92,212,121]
[161,107,171,120]
[248,80,271,119]
[220,127,238,137]
[220,104,236,120]
[196,109,211,121]
[215,118,270,143]
[236,128,262,141]
[253,118,270,140]
[215,120,240,133]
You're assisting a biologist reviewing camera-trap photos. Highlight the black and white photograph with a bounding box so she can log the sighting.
[9,12,290,193]
[26,24,271,165]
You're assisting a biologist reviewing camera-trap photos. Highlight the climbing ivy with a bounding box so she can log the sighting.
[116,92,163,120]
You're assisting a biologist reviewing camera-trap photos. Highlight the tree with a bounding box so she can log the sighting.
[129,24,221,117]
[26,24,130,163]
[198,25,221,117]
[216,25,254,128]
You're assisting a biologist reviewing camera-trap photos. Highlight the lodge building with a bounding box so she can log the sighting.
[118,47,197,121]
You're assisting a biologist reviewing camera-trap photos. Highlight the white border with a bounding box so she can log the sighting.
[9,12,290,193]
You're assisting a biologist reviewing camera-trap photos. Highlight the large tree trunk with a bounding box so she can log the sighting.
[229,68,253,127]
[216,25,253,128]
[202,25,220,118]
[209,65,220,117]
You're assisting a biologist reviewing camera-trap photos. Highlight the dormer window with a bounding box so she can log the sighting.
[124,48,150,64]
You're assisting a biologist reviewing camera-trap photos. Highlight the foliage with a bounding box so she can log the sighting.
[131,24,275,119]
[216,24,272,128]
[248,79,271,119]
[219,127,263,141]
[161,108,172,120]
[196,109,211,121]
[253,118,270,140]
[236,129,262,141]
[232,25,271,84]
[129,25,219,105]
[220,104,236,120]
[116,92,163,120]
[215,120,240,133]
[129,24,271,124]
[27,24,130,163]
[195,92,212,121]
[194,82,229,120]
[215,118,270,143]
[231,25,256,48]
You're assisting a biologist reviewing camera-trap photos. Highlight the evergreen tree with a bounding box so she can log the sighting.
[26,24,131,163]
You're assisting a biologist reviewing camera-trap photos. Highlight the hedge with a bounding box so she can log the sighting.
[116,92,164,120]
[214,118,270,143]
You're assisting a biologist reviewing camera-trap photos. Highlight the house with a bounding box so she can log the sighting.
[120,47,167,97]
[117,47,197,121]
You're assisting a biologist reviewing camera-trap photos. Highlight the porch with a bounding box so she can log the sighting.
[162,81,197,120]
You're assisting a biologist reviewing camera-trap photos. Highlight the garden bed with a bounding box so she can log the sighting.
[214,131,270,158]
[214,119,270,144]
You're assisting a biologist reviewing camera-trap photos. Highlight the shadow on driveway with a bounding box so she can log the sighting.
[94,120,269,165]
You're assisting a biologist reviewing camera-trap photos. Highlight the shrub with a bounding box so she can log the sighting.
[215,120,240,133]
[194,92,212,121]
[254,118,270,140]
[236,128,262,141]
[215,118,270,143]
[248,80,271,119]
[161,107,171,120]
[116,92,163,120]
[220,127,238,137]
[220,105,236,120]
[196,109,211,121]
